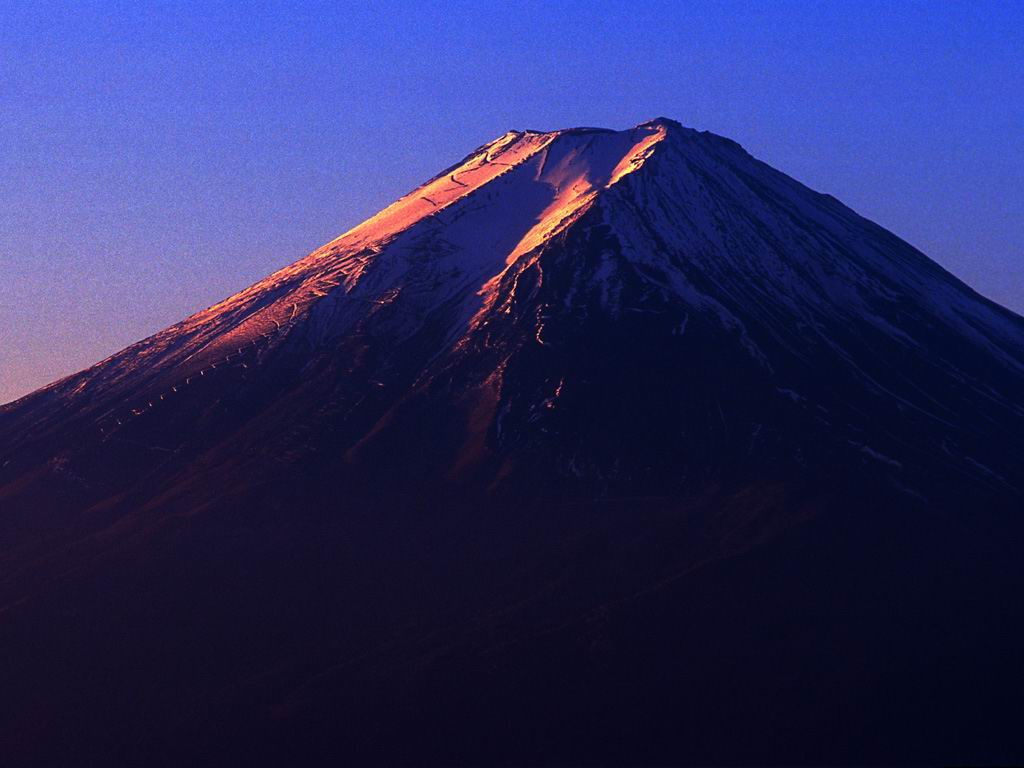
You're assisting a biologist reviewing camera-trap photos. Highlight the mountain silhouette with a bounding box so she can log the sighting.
[2,118,1023,765]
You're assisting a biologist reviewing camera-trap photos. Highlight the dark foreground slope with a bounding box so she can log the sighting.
[2,119,1024,764]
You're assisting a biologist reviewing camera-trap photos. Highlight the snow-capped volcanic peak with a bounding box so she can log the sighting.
[338,118,672,254]
[313,120,674,303]
[203,119,685,354]
[5,118,1023,504]
[240,113,1023,371]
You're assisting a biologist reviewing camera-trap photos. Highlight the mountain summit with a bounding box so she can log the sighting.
[3,120,1024,765]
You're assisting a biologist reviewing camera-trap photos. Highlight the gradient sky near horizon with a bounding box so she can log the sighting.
[2,1,1022,404]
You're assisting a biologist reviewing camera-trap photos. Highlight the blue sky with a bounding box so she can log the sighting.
[2,0,1022,402]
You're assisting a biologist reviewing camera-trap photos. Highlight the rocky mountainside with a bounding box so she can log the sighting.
[2,118,1023,765]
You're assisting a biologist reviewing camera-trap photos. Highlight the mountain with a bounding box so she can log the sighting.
[2,118,1023,765]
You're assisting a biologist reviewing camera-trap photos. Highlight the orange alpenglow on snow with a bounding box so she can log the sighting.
[38,119,682,407]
